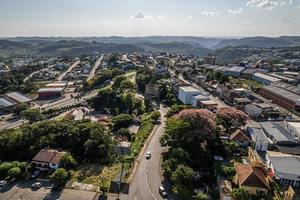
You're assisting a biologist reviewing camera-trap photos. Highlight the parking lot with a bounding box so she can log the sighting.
[0,179,59,200]
[0,179,100,200]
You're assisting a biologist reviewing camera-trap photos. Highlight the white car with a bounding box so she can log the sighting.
[32,182,42,188]
[146,151,151,159]
[0,180,7,186]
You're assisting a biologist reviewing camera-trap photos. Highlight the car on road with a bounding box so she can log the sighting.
[159,186,167,198]
[145,151,151,159]
[0,180,7,186]
[32,182,42,188]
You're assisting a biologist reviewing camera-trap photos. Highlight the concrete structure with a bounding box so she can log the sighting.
[224,66,245,78]
[37,87,65,98]
[253,73,281,85]
[178,86,201,105]
[258,85,300,111]
[266,151,300,187]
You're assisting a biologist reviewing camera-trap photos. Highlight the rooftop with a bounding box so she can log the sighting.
[0,97,15,107]
[260,121,295,142]
[253,73,281,82]
[38,87,65,93]
[5,92,32,103]
[262,85,300,103]
[179,86,200,93]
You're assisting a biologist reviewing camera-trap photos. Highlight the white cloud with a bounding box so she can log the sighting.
[201,10,221,16]
[240,21,252,26]
[131,12,145,20]
[228,8,243,15]
[278,17,292,23]
[297,4,300,8]
[157,15,166,19]
[187,15,193,19]
[246,0,294,10]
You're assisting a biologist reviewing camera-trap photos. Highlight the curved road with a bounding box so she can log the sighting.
[128,105,169,200]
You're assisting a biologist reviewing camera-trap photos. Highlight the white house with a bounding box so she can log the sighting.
[178,86,201,105]
[31,149,66,171]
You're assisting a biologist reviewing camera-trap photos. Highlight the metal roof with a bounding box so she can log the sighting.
[268,152,300,178]
[263,85,300,103]
[38,87,65,93]
[5,92,32,103]
[253,73,281,82]
[0,97,15,107]
[260,122,295,142]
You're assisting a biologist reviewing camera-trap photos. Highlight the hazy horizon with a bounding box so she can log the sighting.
[1,0,300,37]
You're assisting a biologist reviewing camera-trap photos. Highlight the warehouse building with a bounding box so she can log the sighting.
[252,73,281,85]
[5,92,32,104]
[258,85,300,111]
[37,87,65,98]
[224,66,245,78]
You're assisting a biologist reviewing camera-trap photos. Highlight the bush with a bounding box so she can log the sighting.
[8,167,21,179]
[111,114,134,129]
[50,168,69,186]
[61,153,77,170]
[151,111,161,121]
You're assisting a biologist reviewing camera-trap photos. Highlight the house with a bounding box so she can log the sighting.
[234,164,270,195]
[198,100,218,112]
[31,149,66,171]
[219,180,232,200]
[0,97,16,112]
[246,122,269,152]
[266,151,300,187]
[229,129,250,147]
[245,104,263,119]
[178,86,201,105]
[144,84,160,102]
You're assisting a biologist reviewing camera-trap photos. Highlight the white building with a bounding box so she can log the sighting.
[266,151,300,187]
[284,121,300,140]
[191,94,210,107]
[178,86,202,105]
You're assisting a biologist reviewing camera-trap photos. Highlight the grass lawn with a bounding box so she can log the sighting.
[70,163,121,190]
[230,77,262,89]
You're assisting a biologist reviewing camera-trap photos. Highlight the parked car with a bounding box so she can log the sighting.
[146,151,151,159]
[32,182,42,188]
[159,186,167,198]
[0,180,7,186]
[31,170,41,178]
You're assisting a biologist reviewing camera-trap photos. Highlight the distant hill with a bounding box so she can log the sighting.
[212,36,300,49]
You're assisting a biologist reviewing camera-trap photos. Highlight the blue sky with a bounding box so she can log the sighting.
[0,0,299,37]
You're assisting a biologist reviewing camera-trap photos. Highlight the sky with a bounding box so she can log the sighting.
[0,0,300,37]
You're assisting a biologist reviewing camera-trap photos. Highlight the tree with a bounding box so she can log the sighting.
[217,107,248,133]
[232,187,250,200]
[117,128,133,141]
[111,114,134,129]
[171,164,194,200]
[151,111,161,122]
[195,192,209,200]
[61,153,77,170]
[8,167,21,179]
[176,109,217,138]
[12,103,29,115]
[21,108,43,122]
[50,168,69,186]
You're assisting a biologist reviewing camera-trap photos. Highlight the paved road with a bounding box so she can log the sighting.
[0,119,27,131]
[87,55,103,81]
[58,59,80,81]
[128,105,169,200]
